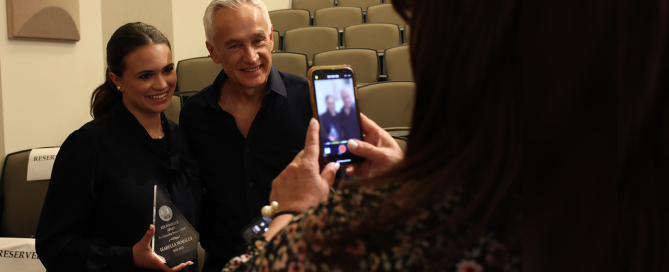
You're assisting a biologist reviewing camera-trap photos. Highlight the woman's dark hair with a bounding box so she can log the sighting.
[334,0,521,269]
[618,1,669,270]
[90,22,171,118]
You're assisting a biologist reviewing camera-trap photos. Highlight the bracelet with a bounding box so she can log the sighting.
[260,201,301,218]
[273,211,301,218]
[261,201,279,217]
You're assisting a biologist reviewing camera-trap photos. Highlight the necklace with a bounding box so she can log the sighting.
[157,128,164,139]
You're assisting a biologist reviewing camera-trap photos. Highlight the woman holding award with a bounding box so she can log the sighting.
[36,22,200,272]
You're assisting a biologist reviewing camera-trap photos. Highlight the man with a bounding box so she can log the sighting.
[338,86,361,140]
[319,95,341,144]
[179,1,312,271]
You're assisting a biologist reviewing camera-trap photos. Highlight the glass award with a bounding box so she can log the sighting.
[152,185,199,267]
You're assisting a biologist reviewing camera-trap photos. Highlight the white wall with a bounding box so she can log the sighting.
[171,0,211,63]
[101,0,174,62]
[263,0,291,11]
[0,0,103,157]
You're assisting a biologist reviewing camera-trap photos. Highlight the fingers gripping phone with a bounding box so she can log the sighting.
[308,65,365,166]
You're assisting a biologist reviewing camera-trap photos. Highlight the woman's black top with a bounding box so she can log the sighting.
[35,102,202,272]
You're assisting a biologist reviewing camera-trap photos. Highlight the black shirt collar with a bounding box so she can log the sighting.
[206,65,286,109]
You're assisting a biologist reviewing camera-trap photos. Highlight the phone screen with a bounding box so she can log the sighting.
[310,67,365,165]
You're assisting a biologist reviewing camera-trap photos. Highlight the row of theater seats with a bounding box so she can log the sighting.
[270,4,408,47]
[174,45,410,93]
[273,23,409,61]
[291,0,396,20]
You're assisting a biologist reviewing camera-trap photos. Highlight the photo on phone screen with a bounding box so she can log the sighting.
[310,66,365,165]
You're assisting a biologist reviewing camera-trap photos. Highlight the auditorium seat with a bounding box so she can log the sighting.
[336,0,382,13]
[292,0,335,19]
[268,9,310,37]
[313,48,379,85]
[272,52,309,78]
[198,243,205,272]
[175,56,221,93]
[175,91,199,105]
[165,95,182,124]
[273,30,280,51]
[357,81,415,128]
[384,45,412,81]
[343,23,401,52]
[0,149,53,237]
[284,26,339,65]
[404,24,410,44]
[313,7,363,32]
[367,4,406,28]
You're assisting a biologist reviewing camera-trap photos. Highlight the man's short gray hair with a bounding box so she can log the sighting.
[203,0,271,46]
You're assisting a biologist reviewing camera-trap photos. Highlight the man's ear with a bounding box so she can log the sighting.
[269,25,275,51]
[206,41,221,64]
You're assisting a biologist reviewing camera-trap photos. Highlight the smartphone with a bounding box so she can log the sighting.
[308,65,365,165]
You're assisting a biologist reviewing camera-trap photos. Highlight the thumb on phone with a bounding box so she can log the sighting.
[320,162,340,187]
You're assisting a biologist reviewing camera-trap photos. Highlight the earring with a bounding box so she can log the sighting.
[117,86,121,91]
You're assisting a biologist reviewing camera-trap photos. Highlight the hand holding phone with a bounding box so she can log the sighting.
[308,65,366,166]
[344,114,404,178]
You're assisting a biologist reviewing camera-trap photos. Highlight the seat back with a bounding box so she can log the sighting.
[344,23,401,51]
[313,48,379,85]
[165,95,182,124]
[292,0,335,16]
[273,30,280,51]
[0,149,53,237]
[313,7,363,30]
[357,81,415,128]
[269,9,311,35]
[284,26,339,62]
[272,52,309,78]
[403,24,410,44]
[176,57,221,93]
[367,4,406,26]
[336,0,383,11]
[384,45,412,81]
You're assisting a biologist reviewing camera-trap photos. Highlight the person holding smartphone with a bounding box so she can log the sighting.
[35,22,200,272]
[220,0,522,271]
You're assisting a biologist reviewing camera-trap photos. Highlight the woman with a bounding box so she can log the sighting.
[223,0,521,271]
[36,22,200,272]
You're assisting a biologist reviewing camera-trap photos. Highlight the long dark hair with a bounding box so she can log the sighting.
[90,22,171,118]
[618,1,669,270]
[337,0,521,269]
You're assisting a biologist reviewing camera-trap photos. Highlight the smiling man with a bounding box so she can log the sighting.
[178,0,312,271]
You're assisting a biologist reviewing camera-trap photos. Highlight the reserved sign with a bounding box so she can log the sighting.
[26,147,60,181]
[0,238,46,271]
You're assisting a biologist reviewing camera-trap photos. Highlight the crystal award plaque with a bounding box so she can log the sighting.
[152,185,199,267]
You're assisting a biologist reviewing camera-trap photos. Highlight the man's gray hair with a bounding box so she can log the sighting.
[203,0,271,46]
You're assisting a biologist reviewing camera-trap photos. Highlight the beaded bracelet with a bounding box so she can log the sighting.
[260,201,301,219]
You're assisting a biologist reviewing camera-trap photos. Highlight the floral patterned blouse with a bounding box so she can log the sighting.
[222,182,521,272]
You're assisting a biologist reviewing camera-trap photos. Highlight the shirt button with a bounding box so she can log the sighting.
[249,183,254,187]
[245,148,250,153]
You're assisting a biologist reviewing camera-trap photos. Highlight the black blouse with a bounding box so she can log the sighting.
[35,102,202,272]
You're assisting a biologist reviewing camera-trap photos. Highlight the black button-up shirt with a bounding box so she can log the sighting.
[179,66,312,260]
